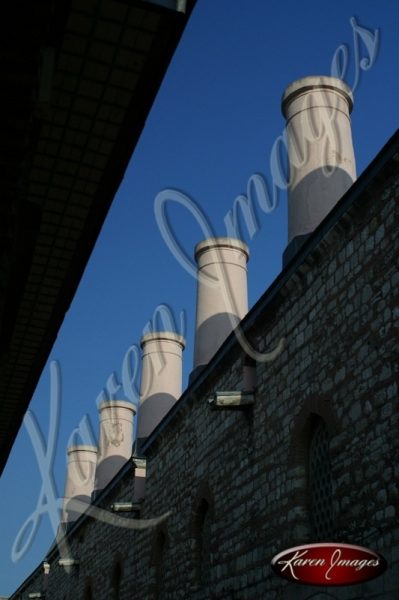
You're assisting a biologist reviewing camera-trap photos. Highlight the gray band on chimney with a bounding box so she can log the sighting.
[282,76,356,264]
[137,331,185,448]
[62,445,97,523]
[192,237,249,380]
[94,400,136,493]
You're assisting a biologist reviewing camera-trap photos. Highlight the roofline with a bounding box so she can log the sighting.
[9,128,398,597]
[0,0,197,477]
[142,128,399,453]
[7,561,44,600]
[41,456,138,563]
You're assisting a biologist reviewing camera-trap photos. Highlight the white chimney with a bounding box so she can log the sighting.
[137,331,185,446]
[192,237,249,377]
[94,400,136,493]
[62,445,97,523]
[282,76,356,262]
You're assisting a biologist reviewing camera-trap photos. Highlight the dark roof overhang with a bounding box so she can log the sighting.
[0,0,196,475]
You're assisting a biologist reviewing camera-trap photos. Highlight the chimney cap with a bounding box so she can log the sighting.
[140,331,186,349]
[281,76,354,117]
[195,237,249,261]
[67,445,98,455]
[98,399,137,412]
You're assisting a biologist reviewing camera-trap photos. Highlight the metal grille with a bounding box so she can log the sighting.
[155,532,167,599]
[201,506,212,582]
[112,562,122,600]
[196,500,212,585]
[309,420,334,540]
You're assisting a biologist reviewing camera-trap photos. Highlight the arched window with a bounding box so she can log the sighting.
[112,560,122,600]
[154,530,167,599]
[308,418,334,540]
[83,582,93,600]
[195,498,212,585]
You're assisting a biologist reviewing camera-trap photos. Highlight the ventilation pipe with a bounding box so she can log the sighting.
[132,457,146,503]
[137,332,185,448]
[62,445,97,524]
[192,237,249,379]
[282,76,356,264]
[94,400,136,493]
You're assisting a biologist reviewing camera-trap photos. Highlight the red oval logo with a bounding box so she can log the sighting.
[271,543,387,585]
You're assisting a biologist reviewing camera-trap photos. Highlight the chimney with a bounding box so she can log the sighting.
[192,237,249,379]
[62,445,97,524]
[137,332,185,448]
[94,400,136,493]
[282,76,356,264]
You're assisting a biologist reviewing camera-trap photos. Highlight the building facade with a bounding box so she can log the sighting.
[8,95,399,598]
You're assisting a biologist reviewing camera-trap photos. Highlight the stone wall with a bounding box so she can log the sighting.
[10,157,399,598]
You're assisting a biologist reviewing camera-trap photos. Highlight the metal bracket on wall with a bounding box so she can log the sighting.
[110,502,142,514]
[58,558,80,573]
[208,391,255,410]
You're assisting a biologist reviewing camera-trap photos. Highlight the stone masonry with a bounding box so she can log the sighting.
[9,132,399,599]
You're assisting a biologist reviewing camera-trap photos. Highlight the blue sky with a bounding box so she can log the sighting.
[1,0,398,594]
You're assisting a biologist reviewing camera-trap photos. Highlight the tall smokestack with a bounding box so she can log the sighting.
[137,332,185,448]
[282,76,356,264]
[62,445,97,524]
[192,237,249,378]
[94,400,136,493]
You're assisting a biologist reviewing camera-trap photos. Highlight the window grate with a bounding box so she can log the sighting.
[309,419,334,540]
[195,499,212,586]
[156,532,166,599]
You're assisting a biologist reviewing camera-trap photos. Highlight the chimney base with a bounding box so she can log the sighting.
[188,364,206,385]
[283,233,311,267]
